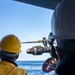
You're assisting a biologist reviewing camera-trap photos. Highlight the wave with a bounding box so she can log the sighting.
[18,65,42,70]
[16,61,55,75]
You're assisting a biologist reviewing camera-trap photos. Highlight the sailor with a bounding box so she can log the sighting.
[50,0,75,74]
[0,34,27,75]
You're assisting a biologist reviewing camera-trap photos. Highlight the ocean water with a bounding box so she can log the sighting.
[16,61,56,75]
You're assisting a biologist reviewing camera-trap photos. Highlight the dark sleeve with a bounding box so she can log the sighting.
[55,57,75,75]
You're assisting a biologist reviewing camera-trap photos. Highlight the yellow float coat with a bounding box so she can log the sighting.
[0,61,27,75]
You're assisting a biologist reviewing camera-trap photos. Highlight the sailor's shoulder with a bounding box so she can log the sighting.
[16,67,27,75]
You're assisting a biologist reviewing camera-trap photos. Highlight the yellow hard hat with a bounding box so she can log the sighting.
[0,34,21,53]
